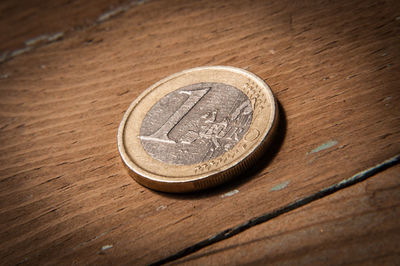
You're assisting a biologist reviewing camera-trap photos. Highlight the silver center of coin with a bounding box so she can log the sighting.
[139,82,253,165]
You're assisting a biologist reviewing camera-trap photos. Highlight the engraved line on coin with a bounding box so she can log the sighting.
[140,87,211,143]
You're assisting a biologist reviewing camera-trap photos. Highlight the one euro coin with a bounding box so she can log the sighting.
[118,66,277,192]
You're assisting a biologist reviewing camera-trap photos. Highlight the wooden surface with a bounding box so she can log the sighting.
[172,165,400,265]
[0,0,399,265]
[0,0,132,55]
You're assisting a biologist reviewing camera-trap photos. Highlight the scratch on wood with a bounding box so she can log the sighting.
[97,0,147,22]
[74,229,113,250]
[1,32,63,63]
[156,205,166,211]
[308,140,338,154]
[270,181,290,191]
[221,189,239,198]
[89,165,105,172]
[10,47,32,58]
[97,7,127,22]
[39,175,64,185]
[101,244,113,252]
[117,90,130,96]
[25,32,64,46]
[172,215,193,226]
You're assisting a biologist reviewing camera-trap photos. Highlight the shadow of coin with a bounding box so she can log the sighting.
[153,99,287,200]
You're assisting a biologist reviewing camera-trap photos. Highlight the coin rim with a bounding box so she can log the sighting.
[117,66,277,192]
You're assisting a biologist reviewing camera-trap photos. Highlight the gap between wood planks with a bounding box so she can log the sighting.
[150,154,400,266]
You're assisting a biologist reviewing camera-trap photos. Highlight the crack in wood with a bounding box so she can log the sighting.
[150,154,400,266]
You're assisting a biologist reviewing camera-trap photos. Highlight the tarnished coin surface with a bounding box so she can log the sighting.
[118,66,277,192]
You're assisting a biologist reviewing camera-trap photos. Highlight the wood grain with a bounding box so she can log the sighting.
[171,164,400,265]
[0,0,134,55]
[0,0,399,265]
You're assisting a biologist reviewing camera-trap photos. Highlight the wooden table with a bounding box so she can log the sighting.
[1,0,399,265]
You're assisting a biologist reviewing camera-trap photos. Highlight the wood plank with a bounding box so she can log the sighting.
[0,0,399,264]
[171,164,400,265]
[0,0,137,56]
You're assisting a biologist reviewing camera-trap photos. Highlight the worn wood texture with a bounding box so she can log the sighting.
[0,0,134,55]
[0,0,399,265]
[172,164,400,265]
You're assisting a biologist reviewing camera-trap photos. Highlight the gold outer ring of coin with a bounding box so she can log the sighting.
[117,66,278,193]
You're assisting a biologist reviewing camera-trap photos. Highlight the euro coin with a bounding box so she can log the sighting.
[118,66,277,192]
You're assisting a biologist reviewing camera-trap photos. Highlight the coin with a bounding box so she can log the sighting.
[118,66,278,193]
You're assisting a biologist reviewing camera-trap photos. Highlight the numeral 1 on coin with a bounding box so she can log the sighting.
[140,88,210,143]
